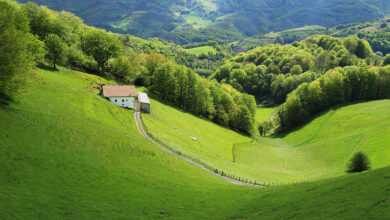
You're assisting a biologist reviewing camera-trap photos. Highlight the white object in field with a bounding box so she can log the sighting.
[191,136,197,141]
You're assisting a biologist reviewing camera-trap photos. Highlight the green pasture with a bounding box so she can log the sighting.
[183,46,217,56]
[1,67,390,219]
[143,97,390,183]
[255,106,276,124]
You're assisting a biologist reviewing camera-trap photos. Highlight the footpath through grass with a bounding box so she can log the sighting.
[255,106,276,124]
[1,67,390,219]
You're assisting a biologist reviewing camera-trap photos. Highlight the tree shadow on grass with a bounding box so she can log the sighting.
[37,63,57,71]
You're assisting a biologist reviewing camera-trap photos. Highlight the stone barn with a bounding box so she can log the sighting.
[102,85,137,109]
[138,92,151,113]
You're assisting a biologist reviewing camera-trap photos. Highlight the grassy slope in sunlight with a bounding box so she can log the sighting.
[1,67,389,219]
[143,97,390,183]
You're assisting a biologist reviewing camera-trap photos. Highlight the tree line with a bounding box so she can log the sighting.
[126,53,257,134]
[278,65,390,129]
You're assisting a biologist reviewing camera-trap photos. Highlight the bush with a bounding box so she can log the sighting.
[258,121,272,136]
[347,151,371,173]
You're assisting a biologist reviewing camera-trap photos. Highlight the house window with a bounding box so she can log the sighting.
[115,99,117,102]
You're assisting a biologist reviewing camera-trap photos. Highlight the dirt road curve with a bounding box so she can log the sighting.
[134,111,263,188]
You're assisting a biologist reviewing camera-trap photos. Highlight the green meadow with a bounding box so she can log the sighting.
[1,68,390,219]
[255,106,276,124]
[183,46,217,56]
[143,97,390,183]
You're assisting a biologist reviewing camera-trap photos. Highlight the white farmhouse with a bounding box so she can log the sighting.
[102,85,137,109]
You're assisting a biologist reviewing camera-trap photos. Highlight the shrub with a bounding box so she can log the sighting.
[258,121,272,136]
[347,151,371,173]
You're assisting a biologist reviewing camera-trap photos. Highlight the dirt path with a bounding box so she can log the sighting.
[134,111,263,188]
[270,111,277,121]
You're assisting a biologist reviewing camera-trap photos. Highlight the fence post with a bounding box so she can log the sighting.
[232,144,235,163]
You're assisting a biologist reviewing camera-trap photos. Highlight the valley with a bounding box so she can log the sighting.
[1,67,389,219]
[2,0,390,219]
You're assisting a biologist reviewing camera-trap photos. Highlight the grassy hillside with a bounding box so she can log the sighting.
[143,97,390,183]
[1,67,390,219]
[0,67,256,219]
[255,106,276,124]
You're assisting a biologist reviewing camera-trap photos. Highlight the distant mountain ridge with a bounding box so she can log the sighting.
[18,0,390,43]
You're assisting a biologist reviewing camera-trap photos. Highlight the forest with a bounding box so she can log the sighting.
[212,35,380,104]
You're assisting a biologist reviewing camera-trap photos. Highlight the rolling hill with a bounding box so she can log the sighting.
[16,0,390,43]
[142,95,390,183]
[1,66,390,219]
[2,1,390,218]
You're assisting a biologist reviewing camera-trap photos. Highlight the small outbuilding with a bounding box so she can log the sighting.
[138,92,151,113]
[102,85,137,109]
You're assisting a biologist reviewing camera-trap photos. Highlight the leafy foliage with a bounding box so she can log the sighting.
[81,30,122,74]
[0,0,43,103]
[44,34,67,69]
[347,151,371,173]
[138,53,257,134]
[212,35,378,103]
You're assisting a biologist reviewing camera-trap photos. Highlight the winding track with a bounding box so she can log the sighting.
[134,111,263,187]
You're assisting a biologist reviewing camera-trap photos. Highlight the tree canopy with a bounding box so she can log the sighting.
[0,0,43,103]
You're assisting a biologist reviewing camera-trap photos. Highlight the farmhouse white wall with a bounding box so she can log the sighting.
[109,97,135,109]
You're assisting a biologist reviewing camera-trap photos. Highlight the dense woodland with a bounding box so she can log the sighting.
[0,0,256,134]
[212,35,380,103]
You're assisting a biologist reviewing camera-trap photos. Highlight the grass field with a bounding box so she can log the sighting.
[182,15,213,29]
[1,67,390,219]
[255,106,276,124]
[183,46,217,56]
[143,97,390,183]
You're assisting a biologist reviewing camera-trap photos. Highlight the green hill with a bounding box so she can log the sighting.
[142,93,390,183]
[1,67,390,219]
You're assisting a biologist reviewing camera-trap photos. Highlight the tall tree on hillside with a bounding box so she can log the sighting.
[0,1,43,104]
[44,34,67,69]
[81,30,121,74]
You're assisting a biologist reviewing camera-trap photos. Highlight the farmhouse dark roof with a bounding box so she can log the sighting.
[102,85,137,97]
